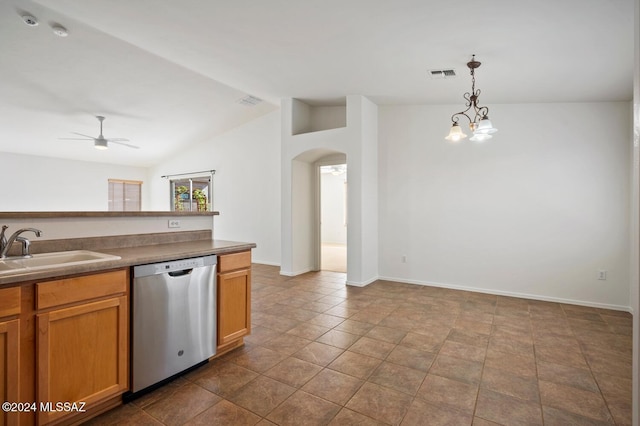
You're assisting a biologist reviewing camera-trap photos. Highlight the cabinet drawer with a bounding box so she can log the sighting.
[218,251,251,273]
[36,269,127,310]
[0,286,20,317]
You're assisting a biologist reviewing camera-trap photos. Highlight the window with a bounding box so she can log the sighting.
[109,179,142,211]
[171,176,211,212]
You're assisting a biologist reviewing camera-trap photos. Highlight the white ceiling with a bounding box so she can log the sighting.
[0,0,634,167]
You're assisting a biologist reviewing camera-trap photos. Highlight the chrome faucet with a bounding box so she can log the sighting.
[0,226,43,259]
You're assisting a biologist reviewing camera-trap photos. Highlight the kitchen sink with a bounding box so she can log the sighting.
[0,250,121,276]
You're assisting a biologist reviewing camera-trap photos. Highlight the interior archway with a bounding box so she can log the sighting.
[288,149,346,277]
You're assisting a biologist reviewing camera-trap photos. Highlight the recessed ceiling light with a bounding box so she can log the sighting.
[21,14,39,26]
[52,25,68,37]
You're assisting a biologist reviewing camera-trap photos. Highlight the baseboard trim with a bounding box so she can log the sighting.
[346,276,379,287]
[252,260,280,267]
[279,267,314,277]
[377,275,632,313]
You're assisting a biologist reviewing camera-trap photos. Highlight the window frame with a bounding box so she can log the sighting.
[108,179,142,211]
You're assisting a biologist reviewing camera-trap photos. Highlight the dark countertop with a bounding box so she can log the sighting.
[0,239,255,287]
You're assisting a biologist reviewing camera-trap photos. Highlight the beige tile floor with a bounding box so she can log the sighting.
[89,264,633,425]
[321,243,346,273]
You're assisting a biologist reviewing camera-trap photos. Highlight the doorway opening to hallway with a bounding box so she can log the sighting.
[319,163,347,273]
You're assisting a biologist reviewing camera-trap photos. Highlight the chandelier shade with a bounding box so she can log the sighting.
[469,132,492,142]
[444,123,468,142]
[445,55,497,142]
[474,117,498,135]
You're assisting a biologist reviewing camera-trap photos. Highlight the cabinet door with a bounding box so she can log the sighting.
[37,296,128,424]
[0,319,19,426]
[218,269,251,346]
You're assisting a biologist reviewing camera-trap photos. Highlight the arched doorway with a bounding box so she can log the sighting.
[318,160,347,273]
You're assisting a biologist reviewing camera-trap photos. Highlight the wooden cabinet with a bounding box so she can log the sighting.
[217,251,251,352]
[0,287,20,426]
[35,269,129,425]
[1,246,252,423]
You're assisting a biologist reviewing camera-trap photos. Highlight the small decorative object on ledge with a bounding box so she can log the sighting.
[445,55,498,143]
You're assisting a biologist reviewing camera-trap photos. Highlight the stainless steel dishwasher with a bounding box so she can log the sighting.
[131,255,217,394]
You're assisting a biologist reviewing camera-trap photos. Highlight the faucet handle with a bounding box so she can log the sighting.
[0,225,8,248]
[15,236,33,258]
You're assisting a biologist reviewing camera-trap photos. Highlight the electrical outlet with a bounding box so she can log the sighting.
[598,270,607,280]
[168,219,181,228]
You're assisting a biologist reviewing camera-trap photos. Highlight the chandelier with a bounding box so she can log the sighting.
[445,55,497,142]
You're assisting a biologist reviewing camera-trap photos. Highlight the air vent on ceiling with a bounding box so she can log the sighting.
[429,69,456,79]
[237,95,263,106]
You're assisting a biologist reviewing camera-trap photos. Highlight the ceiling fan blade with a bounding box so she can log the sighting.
[72,132,97,139]
[59,137,93,141]
[109,140,140,149]
[105,137,130,142]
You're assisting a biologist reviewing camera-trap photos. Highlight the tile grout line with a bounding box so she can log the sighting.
[469,294,496,425]
[561,305,617,425]
[530,303,545,425]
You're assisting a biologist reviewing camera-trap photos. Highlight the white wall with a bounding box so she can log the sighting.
[310,106,347,133]
[0,152,148,211]
[321,171,347,244]
[379,102,631,310]
[148,110,281,265]
[291,159,316,273]
[351,96,379,285]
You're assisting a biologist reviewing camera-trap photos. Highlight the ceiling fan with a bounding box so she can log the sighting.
[60,116,139,150]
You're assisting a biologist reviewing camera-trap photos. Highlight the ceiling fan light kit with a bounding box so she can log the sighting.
[445,55,497,143]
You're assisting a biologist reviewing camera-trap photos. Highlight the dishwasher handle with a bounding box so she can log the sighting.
[168,269,193,277]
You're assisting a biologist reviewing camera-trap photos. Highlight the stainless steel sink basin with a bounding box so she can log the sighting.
[0,250,121,276]
[0,262,21,273]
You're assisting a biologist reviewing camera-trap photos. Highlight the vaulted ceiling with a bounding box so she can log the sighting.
[0,0,634,166]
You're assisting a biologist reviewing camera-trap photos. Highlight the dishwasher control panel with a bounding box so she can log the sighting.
[134,255,217,278]
[157,258,204,273]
